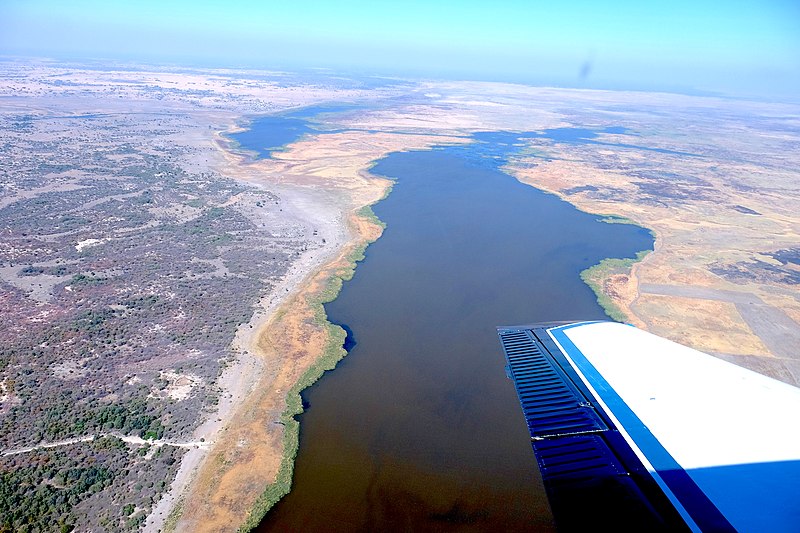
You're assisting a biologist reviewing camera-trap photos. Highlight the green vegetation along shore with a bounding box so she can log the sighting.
[238,206,385,532]
[581,249,651,322]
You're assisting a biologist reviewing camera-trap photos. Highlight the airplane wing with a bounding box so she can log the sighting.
[497,321,800,532]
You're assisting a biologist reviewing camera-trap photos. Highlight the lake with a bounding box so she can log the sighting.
[227,104,361,158]
[234,112,654,531]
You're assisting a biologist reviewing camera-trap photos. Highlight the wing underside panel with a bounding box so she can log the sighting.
[498,326,690,532]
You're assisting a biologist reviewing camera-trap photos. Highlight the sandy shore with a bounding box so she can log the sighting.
[142,182,346,533]
[143,169,354,533]
[145,121,469,532]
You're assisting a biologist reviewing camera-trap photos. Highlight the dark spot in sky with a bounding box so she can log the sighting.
[580,60,592,80]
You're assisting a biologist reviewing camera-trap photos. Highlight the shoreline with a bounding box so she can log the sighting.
[155,122,394,532]
[503,163,659,327]
[143,123,353,532]
[580,249,652,322]
[142,181,343,532]
[498,165,655,326]
[504,156,799,370]
[153,124,660,531]
[151,114,790,530]
[238,211,384,531]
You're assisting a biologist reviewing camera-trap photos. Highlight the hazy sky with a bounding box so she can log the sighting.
[1,0,798,99]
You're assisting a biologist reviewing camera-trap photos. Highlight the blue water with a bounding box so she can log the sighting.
[473,126,696,157]
[226,103,361,158]
[229,103,689,161]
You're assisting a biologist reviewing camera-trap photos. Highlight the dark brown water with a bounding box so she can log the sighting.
[255,135,654,531]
